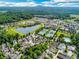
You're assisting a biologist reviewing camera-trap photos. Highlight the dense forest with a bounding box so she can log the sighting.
[0,11,33,24]
[0,11,73,24]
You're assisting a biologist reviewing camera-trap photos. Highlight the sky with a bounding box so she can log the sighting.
[0,0,79,7]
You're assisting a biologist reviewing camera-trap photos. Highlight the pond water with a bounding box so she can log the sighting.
[16,25,40,34]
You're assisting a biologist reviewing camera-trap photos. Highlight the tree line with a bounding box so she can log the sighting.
[0,11,33,24]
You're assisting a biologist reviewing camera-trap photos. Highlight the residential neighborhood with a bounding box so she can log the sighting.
[0,16,79,59]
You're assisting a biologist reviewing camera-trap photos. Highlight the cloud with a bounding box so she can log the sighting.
[57,3,79,7]
[53,0,79,2]
[13,2,39,7]
[0,1,40,7]
[41,0,79,7]
[0,0,79,7]
[54,0,67,2]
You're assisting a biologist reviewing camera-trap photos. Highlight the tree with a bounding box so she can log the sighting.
[25,56,32,59]
[0,49,7,59]
[14,43,21,50]
[20,55,25,59]
[72,33,79,57]
[75,33,79,40]
[59,34,64,38]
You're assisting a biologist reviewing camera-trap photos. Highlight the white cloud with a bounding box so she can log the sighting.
[41,0,79,7]
[69,0,79,1]
[13,2,39,7]
[0,1,40,7]
[54,0,79,2]
[54,0,67,2]
[57,3,79,7]
[0,0,79,7]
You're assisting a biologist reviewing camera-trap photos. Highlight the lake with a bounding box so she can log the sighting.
[16,25,40,34]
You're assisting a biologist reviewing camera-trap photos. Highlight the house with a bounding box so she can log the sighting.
[67,51,73,57]
[67,45,76,51]
[58,43,66,52]
[63,37,71,43]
